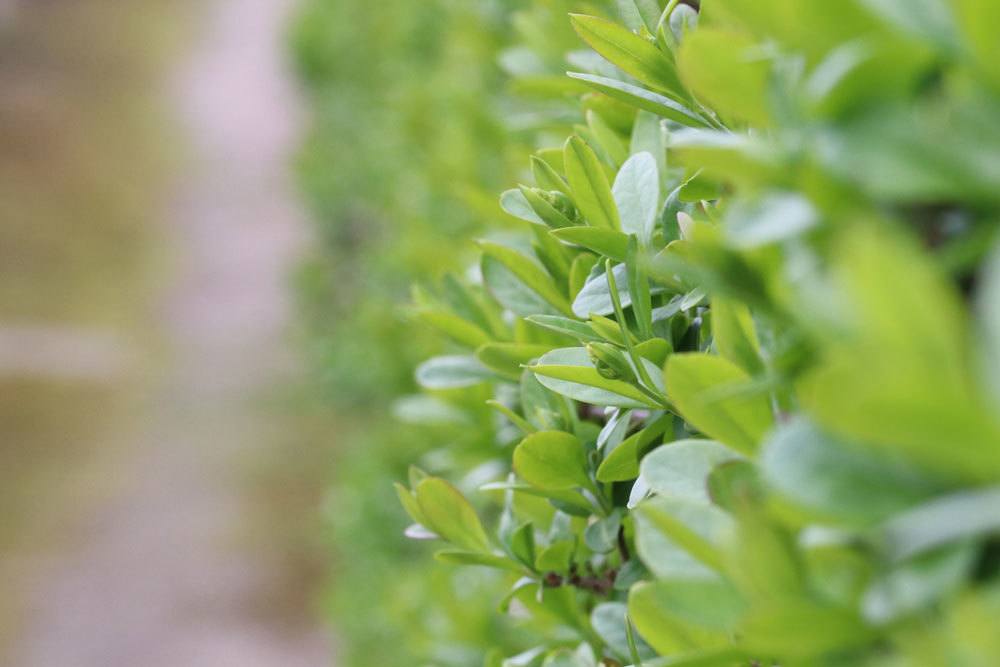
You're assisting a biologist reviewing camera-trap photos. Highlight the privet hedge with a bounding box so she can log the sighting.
[393,1,1000,665]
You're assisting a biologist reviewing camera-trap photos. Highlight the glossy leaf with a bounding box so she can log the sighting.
[513,430,592,490]
[570,14,686,99]
[530,346,664,408]
[568,72,708,127]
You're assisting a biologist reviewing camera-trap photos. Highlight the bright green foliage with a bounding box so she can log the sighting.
[297,0,1000,664]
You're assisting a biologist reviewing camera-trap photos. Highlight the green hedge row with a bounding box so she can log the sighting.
[296,0,1000,665]
[290,1,586,664]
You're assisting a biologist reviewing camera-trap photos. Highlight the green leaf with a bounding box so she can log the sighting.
[394,482,428,526]
[591,602,656,662]
[531,155,569,194]
[627,581,731,655]
[415,478,491,552]
[738,599,871,660]
[535,539,577,572]
[587,109,629,168]
[626,236,654,340]
[635,496,733,578]
[531,347,663,408]
[569,252,600,300]
[501,188,545,225]
[760,418,937,526]
[665,353,773,454]
[978,240,1000,407]
[521,186,577,229]
[551,227,630,262]
[635,337,670,366]
[483,254,563,317]
[434,549,525,572]
[879,486,1000,562]
[615,0,661,34]
[613,152,659,245]
[678,29,770,126]
[723,193,818,249]
[480,482,594,517]
[414,308,492,348]
[514,430,592,491]
[568,72,708,127]
[415,355,492,389]
[631,109,667,180]
[644,578,745,632]
[479,241,573,316]
[799,226,1000,481]
[564,136,620,230]
[526,315,603,344]
[569,14,686,99]
[540,649,586,667]
[956,0,1000,88]
[476,342,552,381]
[711,296,763,375]
[862,544,976,623]
[508,522,536,569]
[857,0,959,52]
[584,509,622,553]
[573,263,667,318]
[640,440,743,504]
[597,413,672,482]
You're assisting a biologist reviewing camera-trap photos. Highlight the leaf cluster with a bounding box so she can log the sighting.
[392,0,1000,665]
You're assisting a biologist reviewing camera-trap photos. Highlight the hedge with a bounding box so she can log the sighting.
[298,0,1000,665]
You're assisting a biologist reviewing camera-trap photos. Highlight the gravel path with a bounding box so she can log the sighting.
[7,0,334,664]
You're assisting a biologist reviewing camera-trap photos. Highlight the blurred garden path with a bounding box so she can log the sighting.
[4,0,334,664]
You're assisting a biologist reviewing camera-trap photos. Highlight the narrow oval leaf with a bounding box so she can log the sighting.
[570,14,686,99]
[573,263,671,319]
[597,414,673,482]
[551,226,630,262]
[482,254,562,317]
[531,346,663,408]
[613,152,659,244]
[564,136,621,230]
[501,188,545,224]
[434,549,525,572]
[479,241,573,316]
[711,296,763,374]
[476,342,552,381]
[514,430,592,490]
[415,355,492,390]
[521,186,577,229]
[568,72,709,128]
[526,315,604,343]
[415,477,491,552]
